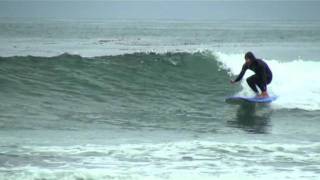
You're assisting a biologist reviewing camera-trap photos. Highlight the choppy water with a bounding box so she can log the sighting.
[1,18,320,179]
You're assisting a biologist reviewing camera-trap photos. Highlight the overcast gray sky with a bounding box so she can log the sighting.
[0,1,319,21]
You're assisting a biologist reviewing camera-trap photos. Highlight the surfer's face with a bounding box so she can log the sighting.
[245,58,252,65]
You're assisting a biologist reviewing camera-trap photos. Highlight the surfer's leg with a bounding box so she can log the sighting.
[246,75,259,93]
[257,75,272,92]
[256,81,265,92]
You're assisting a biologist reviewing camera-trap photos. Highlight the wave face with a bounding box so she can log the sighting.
[0,52,235,130]
[1,51,319,114]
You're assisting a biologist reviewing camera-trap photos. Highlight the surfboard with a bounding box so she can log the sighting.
[225,96,277,105]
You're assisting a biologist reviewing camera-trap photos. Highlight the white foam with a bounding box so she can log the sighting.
[216,52,320,111]
[1,140,320,180]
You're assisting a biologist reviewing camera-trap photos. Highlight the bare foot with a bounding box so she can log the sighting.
[258,92,269,98]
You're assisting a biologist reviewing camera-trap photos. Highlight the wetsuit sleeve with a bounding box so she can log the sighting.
[234,64,247,82]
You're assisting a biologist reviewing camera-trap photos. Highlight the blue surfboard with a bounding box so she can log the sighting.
[226,96,277,105]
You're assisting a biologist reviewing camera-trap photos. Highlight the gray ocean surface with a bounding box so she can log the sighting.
[1,18,320,179]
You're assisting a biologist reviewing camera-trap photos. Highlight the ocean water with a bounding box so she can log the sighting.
[1,18,320,180]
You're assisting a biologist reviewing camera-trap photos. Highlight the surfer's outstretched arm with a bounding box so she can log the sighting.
[232,64,248,83]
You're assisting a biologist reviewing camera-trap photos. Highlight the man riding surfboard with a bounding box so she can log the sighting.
[231,52,272,98]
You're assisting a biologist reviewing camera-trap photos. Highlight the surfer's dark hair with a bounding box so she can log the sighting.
[244,52,256,61]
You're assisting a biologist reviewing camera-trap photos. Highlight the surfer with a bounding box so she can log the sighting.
[231,52,272,98]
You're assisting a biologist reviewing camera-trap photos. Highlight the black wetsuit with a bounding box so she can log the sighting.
[234,59,272,93]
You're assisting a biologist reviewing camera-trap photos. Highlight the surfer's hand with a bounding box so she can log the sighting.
[230,80,236,84]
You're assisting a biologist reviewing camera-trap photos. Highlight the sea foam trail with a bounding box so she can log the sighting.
[0,141,319,180]
[216,52,320,111]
